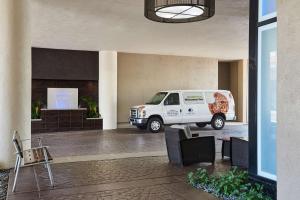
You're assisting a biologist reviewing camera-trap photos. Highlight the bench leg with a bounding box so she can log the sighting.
[14,156,20,173]
[46,162,54,187]
[33,166,40,192]
[42,147,54,187]
[12,158,21,192]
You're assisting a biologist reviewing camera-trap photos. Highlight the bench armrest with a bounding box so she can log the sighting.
[30,146,49,150]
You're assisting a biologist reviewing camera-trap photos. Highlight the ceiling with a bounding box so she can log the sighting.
[30,0,249,60]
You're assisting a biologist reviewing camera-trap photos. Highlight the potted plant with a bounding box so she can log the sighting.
[32,100,43,119]
[80,96,100,118]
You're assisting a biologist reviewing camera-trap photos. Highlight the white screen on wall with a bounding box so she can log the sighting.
[47,88,78,109]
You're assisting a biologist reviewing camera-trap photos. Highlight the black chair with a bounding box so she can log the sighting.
[231,137,249,169]
[165,127,215,166]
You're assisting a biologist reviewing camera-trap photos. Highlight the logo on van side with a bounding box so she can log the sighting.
[208,92,229,115]
[167,110,179,117]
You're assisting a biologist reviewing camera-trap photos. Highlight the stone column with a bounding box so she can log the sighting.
[237,59,248,123]
[277,0,300,199]
[99,51,118,130]
[0,0,31,169]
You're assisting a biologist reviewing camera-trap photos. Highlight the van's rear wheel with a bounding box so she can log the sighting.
[211,115,225,130]
[196,123,207,128]
[147,117,162,133]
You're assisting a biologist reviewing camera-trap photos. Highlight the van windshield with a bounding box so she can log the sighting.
[146,92,168,105]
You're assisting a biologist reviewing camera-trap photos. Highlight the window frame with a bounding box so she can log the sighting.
[248,0,278,194]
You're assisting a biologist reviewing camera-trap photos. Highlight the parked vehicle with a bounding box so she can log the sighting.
[129,90,236,133]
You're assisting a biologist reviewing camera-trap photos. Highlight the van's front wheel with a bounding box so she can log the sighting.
[211,115,225,130]
[147,117,163,133]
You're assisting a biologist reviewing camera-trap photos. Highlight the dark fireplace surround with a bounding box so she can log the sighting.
[31,47,102,133]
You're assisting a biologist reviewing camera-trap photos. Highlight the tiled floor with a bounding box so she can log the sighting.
[31,124,248,161]
[7,157,231,200]
[32,129,167,158]
[7,124,247,200]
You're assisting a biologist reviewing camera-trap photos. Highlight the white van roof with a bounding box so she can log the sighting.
[160,90,231,93]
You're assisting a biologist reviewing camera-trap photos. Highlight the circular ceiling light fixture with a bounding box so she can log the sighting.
[145,0,215,23]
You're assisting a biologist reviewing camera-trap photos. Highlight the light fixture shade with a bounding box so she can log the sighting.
[144,0,215,23]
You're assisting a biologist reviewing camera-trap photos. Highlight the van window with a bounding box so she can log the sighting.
[164,93,180,105]
[146,92,168,105]
[183,92,205,104]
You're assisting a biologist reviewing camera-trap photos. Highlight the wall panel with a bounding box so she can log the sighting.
[32,47,99,81]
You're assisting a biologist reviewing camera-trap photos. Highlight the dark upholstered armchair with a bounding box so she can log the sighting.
[231,137,249,169]
[165,127,215,166]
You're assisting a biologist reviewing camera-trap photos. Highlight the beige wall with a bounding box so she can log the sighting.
[231,60,248,122]
[117,53,218,123]
[237,60,248,123]
[229,62,239,120]
[218,62,231,90]
[277,0,300,199]
[218,60,248,122]
[0,0,31,169]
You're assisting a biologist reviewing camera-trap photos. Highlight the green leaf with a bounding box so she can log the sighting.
[187,167,272,200]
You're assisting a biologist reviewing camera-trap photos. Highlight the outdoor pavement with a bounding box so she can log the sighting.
[7,156,227,200]
[6,123,248,200]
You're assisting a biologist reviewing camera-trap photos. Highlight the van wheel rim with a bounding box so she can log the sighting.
[151,121,160,131]
[215,119,223,128]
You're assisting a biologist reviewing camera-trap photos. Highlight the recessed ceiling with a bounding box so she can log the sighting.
[30,0,249,60]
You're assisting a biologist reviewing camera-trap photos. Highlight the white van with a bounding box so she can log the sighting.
[129,90,236,133]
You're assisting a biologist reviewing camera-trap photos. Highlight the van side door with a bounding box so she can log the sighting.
[203,92,216,121]
[162,93,182,124]
[182,92,206,123]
